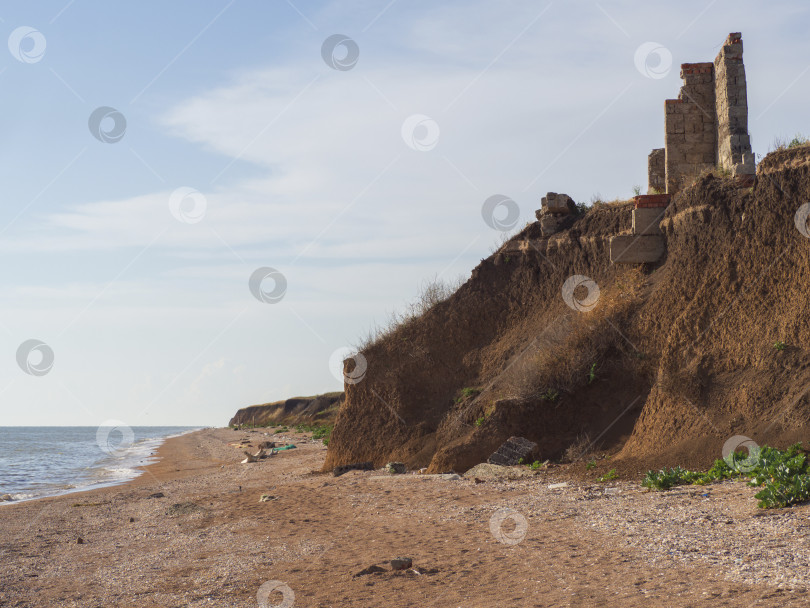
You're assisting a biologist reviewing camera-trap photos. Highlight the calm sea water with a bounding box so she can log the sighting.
[0,426,202,503]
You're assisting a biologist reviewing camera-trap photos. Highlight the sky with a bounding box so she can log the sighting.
[1,0,808,426]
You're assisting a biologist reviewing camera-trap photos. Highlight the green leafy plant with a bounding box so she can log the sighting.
[290,423,333,443]
[788,133,809,149]
[774,341,786,351]
[475,416,485,427]
[642,444,810,509]
[632,185,642,196]
[599,469,618,482]
[587,363,597,385]
[586,459,596,470]
[539,389,559,402]
[529,460,545,471]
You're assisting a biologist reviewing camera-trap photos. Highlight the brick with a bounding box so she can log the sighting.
[635,194,671,206]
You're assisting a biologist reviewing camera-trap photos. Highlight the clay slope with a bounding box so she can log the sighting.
[325,149,810,475]
[229,392,343,427]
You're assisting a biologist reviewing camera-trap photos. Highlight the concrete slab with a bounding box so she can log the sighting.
[632,208,665,235]
[610,235,665,264]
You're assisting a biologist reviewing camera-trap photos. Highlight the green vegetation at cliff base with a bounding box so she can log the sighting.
[642,444,810,509]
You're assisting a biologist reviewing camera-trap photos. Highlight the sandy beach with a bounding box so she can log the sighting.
[1,427,808,607]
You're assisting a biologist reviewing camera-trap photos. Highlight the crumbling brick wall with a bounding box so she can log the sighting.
[714,32,754,175]
[664,62,717,193]
[658,33,755,194]
[647,148,665,193]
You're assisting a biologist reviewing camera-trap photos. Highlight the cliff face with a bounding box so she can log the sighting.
[229,392,343,427]
[323,148,810,474]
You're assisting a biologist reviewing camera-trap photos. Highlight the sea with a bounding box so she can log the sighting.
[0,426,202,504]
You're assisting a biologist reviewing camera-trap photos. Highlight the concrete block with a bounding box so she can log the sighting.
[540,213,565,236]
[610,235,666,264]
[487,436,538,467]
[541,192,576,215]
[633,208,666,235]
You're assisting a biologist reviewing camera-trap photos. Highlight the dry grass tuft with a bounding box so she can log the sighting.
[356,275,465,350]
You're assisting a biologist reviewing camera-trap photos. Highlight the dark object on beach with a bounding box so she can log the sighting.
[76,537,84,545]
[333,461,374,477]
[487,436,538,467]
[390,557,413,571]
[147,492,165,499]
[354,565,386,577]
[386,462,406,474]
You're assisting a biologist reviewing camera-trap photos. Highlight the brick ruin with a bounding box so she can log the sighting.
[523,34,756,266]
[611,32,756,264]
[652,32,755,195]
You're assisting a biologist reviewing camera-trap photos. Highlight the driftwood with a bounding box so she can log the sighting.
[241,448,267,464]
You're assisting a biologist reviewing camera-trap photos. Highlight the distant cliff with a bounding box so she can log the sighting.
[228,392,343,427]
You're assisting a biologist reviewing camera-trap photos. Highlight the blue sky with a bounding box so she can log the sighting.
[1,0,808,426]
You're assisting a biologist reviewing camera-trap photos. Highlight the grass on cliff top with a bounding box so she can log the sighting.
[771,133,810,152]
[643,443,810,509]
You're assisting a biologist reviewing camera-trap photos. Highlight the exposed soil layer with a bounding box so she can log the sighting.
[325,149,810,475]
[229,392,343,427]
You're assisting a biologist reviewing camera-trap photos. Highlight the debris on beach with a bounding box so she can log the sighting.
[385,462,406,474]
[333,461,374,477]
[487,436,538,467]
[390,557,413,570]
[354,565,386,577]
[463,463,538,480]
